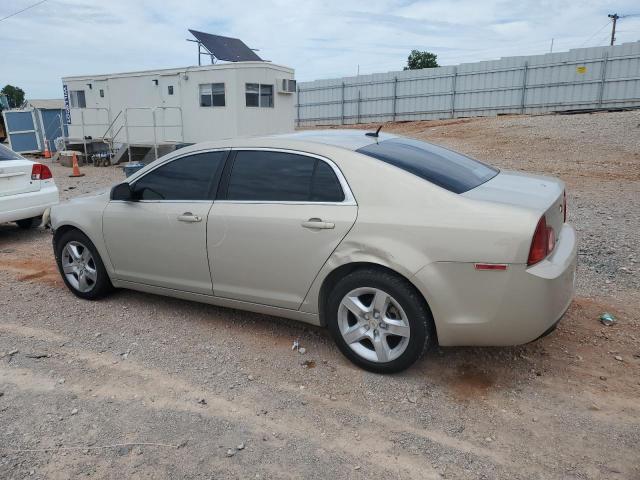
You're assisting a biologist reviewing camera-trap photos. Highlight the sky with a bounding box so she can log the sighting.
[1,0,639,99]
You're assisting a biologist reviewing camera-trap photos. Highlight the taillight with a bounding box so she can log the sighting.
[528,216,555,266]
[547,226,556,253]
[563,190,567,223]
[31,163,52,180]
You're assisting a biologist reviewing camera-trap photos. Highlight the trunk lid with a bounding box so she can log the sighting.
[0,159,40,197]
[463,170,565,234]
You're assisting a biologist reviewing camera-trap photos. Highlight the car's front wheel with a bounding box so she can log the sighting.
[326,269,434,373]
[54,229,113,300]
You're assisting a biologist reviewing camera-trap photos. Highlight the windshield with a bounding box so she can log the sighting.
[357,138,498,194]
[0,143,22,161]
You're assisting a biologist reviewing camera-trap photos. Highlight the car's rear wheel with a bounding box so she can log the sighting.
[16,216,41,229]
[326,269,433,373]
[54,229,113,300]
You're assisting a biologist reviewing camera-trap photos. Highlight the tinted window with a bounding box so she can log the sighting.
[357,138,498,194]
[311,161,344,202]
[0,144,21,161]
[226,151,344,202]
[133,151,226,200]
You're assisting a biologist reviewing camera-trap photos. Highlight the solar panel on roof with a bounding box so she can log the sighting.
[189,30,262,62]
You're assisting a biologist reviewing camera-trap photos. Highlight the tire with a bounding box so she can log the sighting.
[326,269,434,374]
[16,216,41,229]
[54,229,113,300]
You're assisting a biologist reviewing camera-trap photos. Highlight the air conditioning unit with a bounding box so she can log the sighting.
[277,78,297,94]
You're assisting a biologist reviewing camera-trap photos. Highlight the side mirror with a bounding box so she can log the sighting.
[111,182,135,201]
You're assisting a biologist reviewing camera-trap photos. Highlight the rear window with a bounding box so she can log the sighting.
[0,144,21,161]
[357,138,498,194]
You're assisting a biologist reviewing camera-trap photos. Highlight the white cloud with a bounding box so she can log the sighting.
[0,0,639,98]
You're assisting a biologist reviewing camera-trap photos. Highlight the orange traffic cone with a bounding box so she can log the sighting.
[69,152,85,178]
[43,139,51,159]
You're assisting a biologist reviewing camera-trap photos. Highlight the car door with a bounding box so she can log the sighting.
[102,150,227,295]
[207,149,357,310]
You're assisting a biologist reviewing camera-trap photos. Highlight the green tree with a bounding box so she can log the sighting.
[1,85,26,108]
[404,50,439,70]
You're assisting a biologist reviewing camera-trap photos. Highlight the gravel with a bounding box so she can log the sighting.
[1,111,639,479]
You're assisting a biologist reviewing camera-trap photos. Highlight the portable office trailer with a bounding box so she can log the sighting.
[61,62,296,149]
[2,99,67,154]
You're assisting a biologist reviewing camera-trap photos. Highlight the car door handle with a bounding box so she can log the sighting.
[301,218,335,230]
[177,212,202,223]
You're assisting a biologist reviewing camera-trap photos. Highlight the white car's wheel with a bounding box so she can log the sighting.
[327,269,434,373]
[16,216,41,229]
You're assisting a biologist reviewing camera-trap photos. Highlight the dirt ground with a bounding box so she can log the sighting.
[1,111,639,479]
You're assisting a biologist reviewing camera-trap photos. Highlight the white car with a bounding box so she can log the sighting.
[50,130,576,373]
[0,144,59,228]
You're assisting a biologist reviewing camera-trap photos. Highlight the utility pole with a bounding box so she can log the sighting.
[549,38,554,53]
[608,13,619,46]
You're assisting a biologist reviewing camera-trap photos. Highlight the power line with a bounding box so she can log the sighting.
[0,0,49,23]
[579,20,612,47]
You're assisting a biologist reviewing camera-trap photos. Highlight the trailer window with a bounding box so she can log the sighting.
[69,90,86,108]
[168,85,174,95]
[199,83,225,107]
[245,83,259,107]
[246,83,274,108]
[260,84,273,107]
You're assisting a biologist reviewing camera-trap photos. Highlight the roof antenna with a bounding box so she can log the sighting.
[365,125,383,137]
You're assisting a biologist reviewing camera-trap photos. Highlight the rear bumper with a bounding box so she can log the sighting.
[0,185,59,224]
[413,224,577,346]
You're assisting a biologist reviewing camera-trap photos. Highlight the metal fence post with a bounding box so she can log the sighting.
[520,62,529,114]
[341,82,345,125]
[296,88,301,127]
[80,110,87,159]
[152,109,158,160]
[356,90,361,124]
[59,113,65,143]
[178,107,184,143]
[124,109,131,163]
[597,53,609,107]
[450,68,458,119]
[392,77,398,121]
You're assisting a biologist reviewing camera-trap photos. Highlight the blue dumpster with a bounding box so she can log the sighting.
[123,162,145,177]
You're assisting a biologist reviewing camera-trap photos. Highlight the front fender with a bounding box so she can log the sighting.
[50,192,114,276]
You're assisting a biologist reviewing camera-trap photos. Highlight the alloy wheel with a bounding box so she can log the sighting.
[61,241,97,293]
[337,287,411,363]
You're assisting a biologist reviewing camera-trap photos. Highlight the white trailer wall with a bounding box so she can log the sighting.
[63,62,295,144]
[297,41,640,126]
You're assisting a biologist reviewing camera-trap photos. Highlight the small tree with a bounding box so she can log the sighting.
[404,50,439,70]
[1,85,26,108]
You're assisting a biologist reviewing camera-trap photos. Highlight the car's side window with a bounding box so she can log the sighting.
[225,150,344,202]
[311,160,345,202]
[133,151,226,201]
